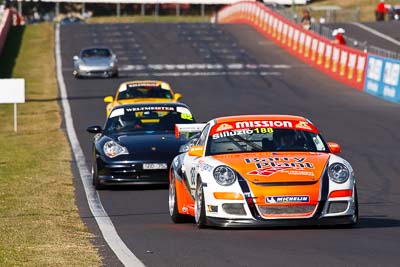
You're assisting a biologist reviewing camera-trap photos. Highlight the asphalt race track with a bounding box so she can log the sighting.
[60,23,400,267]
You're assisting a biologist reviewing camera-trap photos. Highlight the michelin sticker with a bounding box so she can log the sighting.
[266,196,310,203]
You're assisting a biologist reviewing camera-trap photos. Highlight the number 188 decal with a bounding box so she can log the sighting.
[253,128,274,134]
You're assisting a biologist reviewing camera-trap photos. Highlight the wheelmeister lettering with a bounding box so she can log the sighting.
[126,106,175,112]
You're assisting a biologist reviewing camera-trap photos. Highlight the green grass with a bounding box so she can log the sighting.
[87,15,211,24]
[0,24,101,266]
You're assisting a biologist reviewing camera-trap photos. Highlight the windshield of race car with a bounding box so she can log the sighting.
[207,121,329,155]
[118,84,173,100]
[81,48,111,58]
[105,106,194,133]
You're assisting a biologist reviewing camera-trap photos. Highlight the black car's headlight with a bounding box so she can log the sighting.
[328,163,350,184]
[103,141,128,158]
[213,166,236,186]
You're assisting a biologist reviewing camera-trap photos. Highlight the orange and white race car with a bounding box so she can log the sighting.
[104,80,182,116]
[169,115,358,228]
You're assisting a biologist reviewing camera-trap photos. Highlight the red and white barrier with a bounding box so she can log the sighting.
[0,9,13,56]
[215,1,367,90]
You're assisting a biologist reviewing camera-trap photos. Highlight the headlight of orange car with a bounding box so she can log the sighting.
[103,141,128,158]
[213,166,236,186]
[328,163,350,184]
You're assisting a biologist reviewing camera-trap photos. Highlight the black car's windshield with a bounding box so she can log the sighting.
[105,105,194,133]
[61,17,83,24]
[81,48,111,58]
[207,122,328,155]
[118,84,173,100]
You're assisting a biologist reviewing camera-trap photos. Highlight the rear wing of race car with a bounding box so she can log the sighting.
[175,123,206,138]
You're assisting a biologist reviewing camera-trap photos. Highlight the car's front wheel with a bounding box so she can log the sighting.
[169,175,188,223]
[92,161,105,190]
[195,177,207,228]
[351,185,359,225]
[339,184,358,228]
[73,71,81,79]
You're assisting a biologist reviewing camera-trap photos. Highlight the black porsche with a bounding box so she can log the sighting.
[87,102,196,189]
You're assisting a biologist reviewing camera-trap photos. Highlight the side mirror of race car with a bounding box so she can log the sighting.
[188,145,204,157]
[73,55,79,61]
[87,125,103,134]
[179,137,199,153]
[174,93,182,101]
[104,96,113,103]
[327,142,341,154]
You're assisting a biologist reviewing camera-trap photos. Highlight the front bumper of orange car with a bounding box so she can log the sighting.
[200,172,357,228]
[204,199,357,228]
[205,214,356,228]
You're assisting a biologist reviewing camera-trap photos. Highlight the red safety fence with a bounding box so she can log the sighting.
[0,9,12,56]
[214,1,367,90]
[0,8,24,57]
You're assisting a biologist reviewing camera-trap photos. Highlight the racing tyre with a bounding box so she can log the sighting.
[92,162,106,190]
[351,185,359,226]
[169,176,188,223]
[195,177,207,228]
[339,184,358,228]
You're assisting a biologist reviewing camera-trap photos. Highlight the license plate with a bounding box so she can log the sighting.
[143,163,168,170]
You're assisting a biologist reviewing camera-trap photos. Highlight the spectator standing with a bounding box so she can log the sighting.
[332,28,346,46]
[376,0,387,21]
[388,5,396,20]
[300,9,312,30]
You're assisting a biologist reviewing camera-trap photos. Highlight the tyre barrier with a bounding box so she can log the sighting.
[214,1,400,103]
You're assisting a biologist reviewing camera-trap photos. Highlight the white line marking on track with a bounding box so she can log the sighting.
[351,22,400,46]
[119,63,292,71]
[55,24,145,267]
[120,71,282,77]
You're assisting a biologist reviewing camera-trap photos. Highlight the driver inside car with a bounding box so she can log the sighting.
[274,130,298,151]
[116,114,142,130]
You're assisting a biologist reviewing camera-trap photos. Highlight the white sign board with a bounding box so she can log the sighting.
[0,78,25,103]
